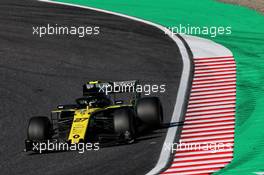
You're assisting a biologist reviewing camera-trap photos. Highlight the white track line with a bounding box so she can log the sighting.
[171,158,232,167]
[165,163,229,172]
[181,130,234,137]
[184,117,234,124]
[194,71,235,77]
[191,90,236,96]
[188,101,235,108]
[194,56,233,60]
[183,121,235,129]
[186,109,235,116]
[195,64,235,70]
[180,134,234,142]
[194,71,236,77]
[187,104,235,112]
[195,61,235,66]
[190,93,236,100]
[189,97,236,104]
[193,75,236,81]
[192,82,236,88]
[182,125,234,133]
[173,153,233,161]
[184,112,235,120]
[163,169,218,175]
[194,58,234,63]
[192,78,236,85]
[191,85,236,92]
[195,67,236,74]
[178,139,234,145]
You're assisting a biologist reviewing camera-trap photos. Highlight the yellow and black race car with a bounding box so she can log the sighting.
[25,80,163,152]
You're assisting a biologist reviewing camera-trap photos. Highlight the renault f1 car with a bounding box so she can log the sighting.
[25,80,163,152]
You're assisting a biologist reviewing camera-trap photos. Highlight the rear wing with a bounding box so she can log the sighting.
[83,80,140,96]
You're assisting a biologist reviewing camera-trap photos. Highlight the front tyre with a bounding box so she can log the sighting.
[27,116,52,141]
[113,108,135,143]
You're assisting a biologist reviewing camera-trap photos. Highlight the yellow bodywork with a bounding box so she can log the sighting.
[67,105,128,144]
[68,107,98,144]
[52,104,131,144]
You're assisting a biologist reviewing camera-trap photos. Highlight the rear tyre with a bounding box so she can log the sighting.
[27,116,52,141]
[113,108,135,143]
[136,97,163,128]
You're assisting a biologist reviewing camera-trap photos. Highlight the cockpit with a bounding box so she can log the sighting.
[76,95,112,108]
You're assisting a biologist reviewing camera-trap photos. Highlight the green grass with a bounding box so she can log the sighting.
[52,0,264,174]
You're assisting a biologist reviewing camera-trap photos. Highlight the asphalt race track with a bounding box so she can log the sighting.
[0,0,184,174]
